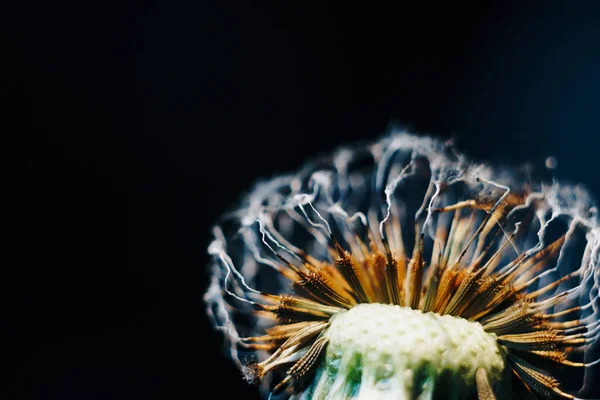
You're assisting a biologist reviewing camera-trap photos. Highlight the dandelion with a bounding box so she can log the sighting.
[205,132,600,399]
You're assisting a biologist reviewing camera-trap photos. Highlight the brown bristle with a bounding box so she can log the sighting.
[286,336,329,385]
[294,269,354,308]
[509,354,574,399]
[331,234,370,303]
[498,330,559,351]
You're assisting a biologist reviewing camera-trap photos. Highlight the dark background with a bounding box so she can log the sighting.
[3,2,600,399]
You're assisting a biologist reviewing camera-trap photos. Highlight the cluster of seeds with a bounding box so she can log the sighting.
[206,133,600,399]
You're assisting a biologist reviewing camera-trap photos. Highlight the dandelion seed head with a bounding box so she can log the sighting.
[205,131,600,399]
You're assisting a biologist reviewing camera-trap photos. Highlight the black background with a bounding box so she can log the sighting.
[3,2,600,399]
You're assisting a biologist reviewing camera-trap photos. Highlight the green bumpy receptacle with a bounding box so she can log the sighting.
[300,303,509,400]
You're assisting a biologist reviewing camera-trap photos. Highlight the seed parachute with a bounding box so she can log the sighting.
[205,133,600,399]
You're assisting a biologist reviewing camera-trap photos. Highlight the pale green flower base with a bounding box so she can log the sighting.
[297,303,510,400]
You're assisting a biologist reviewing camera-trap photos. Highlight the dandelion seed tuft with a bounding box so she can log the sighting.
[205,132,600,399]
